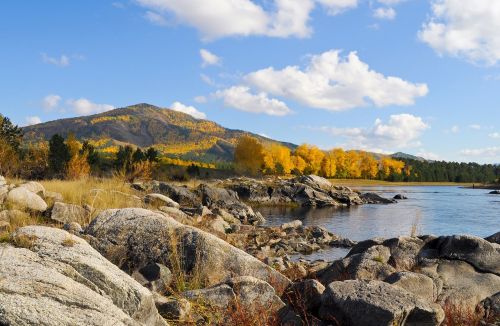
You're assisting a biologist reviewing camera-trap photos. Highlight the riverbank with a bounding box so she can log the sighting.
[1,174,499,325]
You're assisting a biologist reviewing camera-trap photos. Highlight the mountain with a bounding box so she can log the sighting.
[23,103,296,163]
[390,152,428,162]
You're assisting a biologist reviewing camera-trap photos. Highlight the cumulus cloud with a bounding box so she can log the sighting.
[460,147,500,158]
[373,7,396,20]
[215,86,292,116]
[135,0,360,40]
[42,94,62,111]
[489,132,500,139]
[314,114,429,152]
[419,0,500,65]
[200,49,221,67]
[41,53,70,67]
[25,116,42,126]
[67,98,115,115]
[170,101,207,119]
[245,50,428,111]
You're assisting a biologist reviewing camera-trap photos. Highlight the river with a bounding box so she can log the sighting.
[258,186,500,261]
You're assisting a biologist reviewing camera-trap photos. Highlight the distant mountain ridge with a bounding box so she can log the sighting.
[22,103,428,164]
[23,103,296,163]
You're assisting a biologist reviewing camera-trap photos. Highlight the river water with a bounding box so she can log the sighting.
[258,186,500,261]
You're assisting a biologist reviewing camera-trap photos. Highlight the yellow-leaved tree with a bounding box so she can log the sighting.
[294,144,325,175]
[263,144,294,174]
[345,151,361,178]
[66,133,90,179]
[234,135,264,176]
[358,151,379,179]
[320,150,337,178]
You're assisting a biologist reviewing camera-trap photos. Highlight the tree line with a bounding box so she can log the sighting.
[233,135,500,183]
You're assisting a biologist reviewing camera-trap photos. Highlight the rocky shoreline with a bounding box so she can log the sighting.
[0,174,499,325]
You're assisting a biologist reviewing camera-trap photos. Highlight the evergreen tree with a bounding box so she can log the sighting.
[0,114,23,150]
[145,147,159,162]
[132,148,145,162]
[48,134,70,177]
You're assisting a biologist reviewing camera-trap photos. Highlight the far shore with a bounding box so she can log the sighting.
[328,178,476,187]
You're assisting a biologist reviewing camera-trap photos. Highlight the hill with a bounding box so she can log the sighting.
[23,103,296,164]
[390,152,428,162]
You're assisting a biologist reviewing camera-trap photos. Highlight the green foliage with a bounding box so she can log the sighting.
[114,145,134,173]
[0,114,23,150]
[132,148,145,163]
[49,134,70,177]
[145,147,159,162]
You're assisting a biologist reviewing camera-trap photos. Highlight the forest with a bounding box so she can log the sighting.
[1,114,499,183]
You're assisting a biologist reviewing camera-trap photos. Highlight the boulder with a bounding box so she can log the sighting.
[153,183,200,207]
[50,202,88,224]
[44,191,64,203]
[0,209,26,223]
[62,222,83,234]
[285,279,325,311]
[383,236,425,270]
[0,226,167,326]
[145,194,180,208]
[158,206,192,224]
[318,245,395,285]
[480,293,500,323]
[18,181,45,196]
[281,220,303,230]
[182,276,285,313]
[154,296,192,321]
[360,192,396,204]
[6,187,47,212]
[85,208,290,293]
[319,280,444,326]
[489,190,500,195]
[485,231,500,245]
[394,194,408,200]
[132,263,173,295]
[423,260,500,310]
[428,235,500,275]
[385,271,437,302]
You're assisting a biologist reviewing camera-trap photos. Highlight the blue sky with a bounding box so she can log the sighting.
[1,0,500,163]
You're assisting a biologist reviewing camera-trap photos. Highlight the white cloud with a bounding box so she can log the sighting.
[215,86,292,116]
[245,50,428,111]
[194,95,207,103]
[42,94,62,111]
[315,113,429,151]
[67,98,115,115]
[469,124,481,130]
[460,147,500,158]
[200,49,221,67]
[200,73,219,87]
[373,7,396,20]
[419,0,500,65]
[144,10,169,26]
[25,116,42,126]
[41,53,70,67]
[170,101,207,119]
[136,0,359,40]
[489,132,500,139]
[317,0,358,15]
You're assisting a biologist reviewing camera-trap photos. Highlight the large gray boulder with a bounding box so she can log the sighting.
[318,245,396,285]
[0,226,167,326]
[385,271,437,302]
[319,280,444,326]
[85,208,290,293]
[425,235,500,275]
[50,202,88,224]
[6,187,48,212]
[145,194,180,208]
[485,231,500,245]
[152,182,200,207]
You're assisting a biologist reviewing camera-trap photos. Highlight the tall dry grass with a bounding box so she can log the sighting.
[40,177,145,225]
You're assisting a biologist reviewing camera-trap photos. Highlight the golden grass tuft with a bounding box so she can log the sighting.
[40,177,145,225]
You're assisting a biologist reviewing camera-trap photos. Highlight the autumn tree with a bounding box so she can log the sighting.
[294,144,325,175]
[263,144,294,174]
[320,150,337,178]
[380,157,405,180]
[291,155,307,175]
[234,135,264,176]
[358,151,378,179]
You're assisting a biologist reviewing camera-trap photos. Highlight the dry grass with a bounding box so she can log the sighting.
[40,177,145,224]
[0,211,48,243]
[442,301,484,326]
[410,211,422,237]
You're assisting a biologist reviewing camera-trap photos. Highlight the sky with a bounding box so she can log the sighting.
[1,0,500,163]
